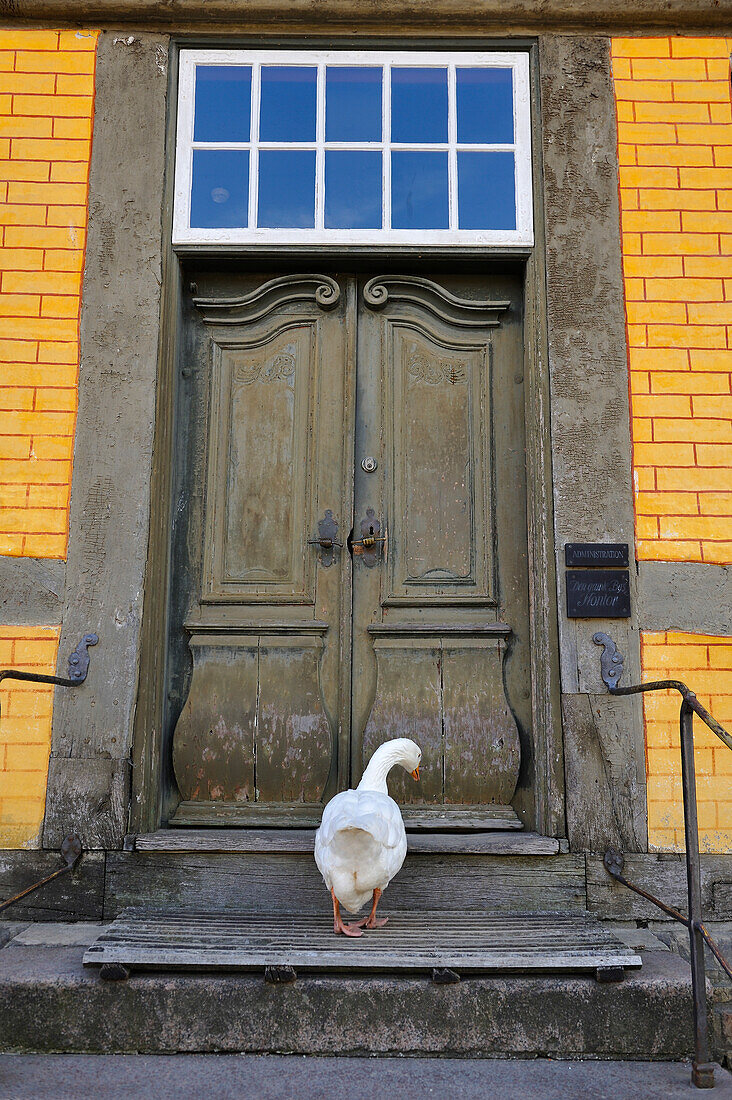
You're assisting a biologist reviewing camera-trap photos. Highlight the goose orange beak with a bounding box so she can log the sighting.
[411,767,420,781]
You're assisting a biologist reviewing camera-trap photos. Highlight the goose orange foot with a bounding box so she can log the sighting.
[350,888,388,930]
[331,888,364,937]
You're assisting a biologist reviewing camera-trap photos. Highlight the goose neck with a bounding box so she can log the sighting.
[357,743,403,794]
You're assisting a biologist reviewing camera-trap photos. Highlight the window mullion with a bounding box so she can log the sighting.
[248,62,260,229]
[448,63,458,232]
[315,63,325,230]
[383,64,391,232]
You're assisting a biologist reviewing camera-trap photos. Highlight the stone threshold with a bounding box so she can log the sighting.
[130,829,568,856]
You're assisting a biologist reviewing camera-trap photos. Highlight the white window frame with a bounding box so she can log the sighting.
[173,49,533,247]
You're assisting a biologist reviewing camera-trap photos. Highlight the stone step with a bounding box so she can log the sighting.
[0,921,715,1060]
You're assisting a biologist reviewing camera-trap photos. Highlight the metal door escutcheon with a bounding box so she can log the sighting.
[307,509,342,567]
[351,507,385,567]
[361,456,378,473]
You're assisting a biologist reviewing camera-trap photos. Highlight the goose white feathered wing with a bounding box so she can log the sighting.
[314,788,407,914]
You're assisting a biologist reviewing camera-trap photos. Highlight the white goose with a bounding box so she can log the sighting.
[314,738,422,937]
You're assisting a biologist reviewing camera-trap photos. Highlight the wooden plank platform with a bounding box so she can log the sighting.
[169,803,523,830]
[83,910,642,977]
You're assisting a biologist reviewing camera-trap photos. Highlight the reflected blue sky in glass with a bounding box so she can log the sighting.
[325,151,382,229]
[326,67,382,142]
[391,151,448,230]
[194,66,251,142]
[456,68,514,145]
[190,150,249,228]
[258,150,315,227]
[458,151,515,230]
[391,68,448,143]
[260,67,317,142]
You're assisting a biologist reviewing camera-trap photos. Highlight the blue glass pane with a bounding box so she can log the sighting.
[458,151,516,230]
[325,67,382,142]
[193,66,251,142]
[257,150,315,228]
[190,150,249,228]
[391,68,448,143]
[456,68,514,144]
[391,151,448,230]
[325,151,382,229]
[259,67,317,142]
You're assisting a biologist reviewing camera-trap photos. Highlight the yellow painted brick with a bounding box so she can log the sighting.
[651,372,729,394]
[2,270,80,295]
[632,393,692,417]
[0,387,34,410]
[688,302,732,324]
[34,387,76,412]
[0,30,59,50]
[36,344,78,367]
[633,418,653,441]
[3,743,49,774]
[619,122,679,144]
[632,58,706,80]
[15,52,96,75]
[42,250,84,273]
[0,292,40,316]
[0,72,56,95]
[24,532,66,557]
[7,181,87,206]
[0,339,40,365]
[647,748,683,775]
[57,29,98,50]
[641,232,720,255]
[5,225,82,250]
[50,161,88,183]
[619,166,679,189]
[692,394,732,417]
[646,324,726,348]
[611,57,632,79]
[620,188,639,210]
[0,771,46,799]
[13,93,95,118]
[637,538,702,560]
[636,515,659,538]
[669,37,728,57]
[706,57,732,79]
[660,515,732,540]
[613,79,673,101]
[626,301,686,325]
[0,247,44,270]
[635,101,711,125]
[714,748,732,772]
[676,124,732,146]
[616,101,635,123]
[641,189,717,212]
[613,38,671,58]
[661,467,732,490]
[636,491,698,514]
[53,118,93,141]
[45,205,86,229]
[709,647,732,669]
[673,80,732,103]
[684,211,732,233]
[645,276,723,301]
[633,441,696,465]
[622,233,641,254]
[9,137,90,163]
[31,437,73,459]
[654,418,732,442]
[617,144,637,167]
[703,542,732,564]
[686,256,732,277]
[0,204,47,227]
[0,438,32,460]
[8,363,76,387]
[0,116,55,140]
[680,167,732,187]
[0,507,68,534]
[710,103,732,125]
[4,690,53,718]
[55,74,96,96]
[3,410,75,436]
[624,277,645,300]
[11,638,58,666]
[622,210,681,232]
[637,147,715,170]
[0,485,28,507]
[648,829,680,851]
[629,348,688,372]
[630,371,651,394]
[0,316,77,341]
[40,295,79,319]
[0,160,50,183]
[0,533,26,555]
[688,349,732,370]
[27,483,70,508]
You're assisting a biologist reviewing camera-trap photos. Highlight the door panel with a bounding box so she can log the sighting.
[168,269,530,827]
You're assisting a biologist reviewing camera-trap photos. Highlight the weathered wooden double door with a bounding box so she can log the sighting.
[169,269,531,826]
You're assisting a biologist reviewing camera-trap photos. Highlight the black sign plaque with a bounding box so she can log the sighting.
[566,570,631,618]
[565,543,629,568]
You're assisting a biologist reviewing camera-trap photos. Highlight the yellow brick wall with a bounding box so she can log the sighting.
[613,38,732,853]
[0,29,96,847]
[643,632,732,851]
[0,625,59,847]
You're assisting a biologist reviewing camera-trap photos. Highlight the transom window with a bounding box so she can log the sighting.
[174,50,533,246]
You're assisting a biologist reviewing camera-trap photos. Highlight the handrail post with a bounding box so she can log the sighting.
[680,697,715,1089]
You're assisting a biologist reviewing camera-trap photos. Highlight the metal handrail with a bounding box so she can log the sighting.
[594,632,732,1090]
